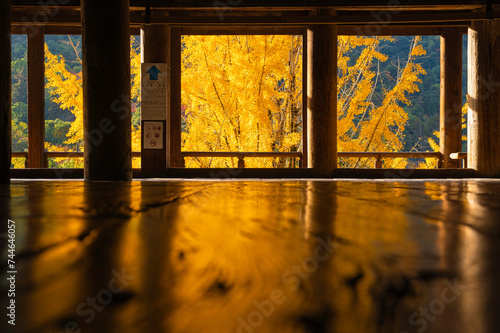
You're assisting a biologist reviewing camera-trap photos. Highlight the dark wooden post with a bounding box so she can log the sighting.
[141,24,169,176]
[237,155,245,169]
[302,29,308,169]
[81,0,132,180]
[468,21,500,177]
[27,27,45,168]
[307,24,337,177]
[169,28,182,168]
[0,0,11,183]
[440,28,463,169]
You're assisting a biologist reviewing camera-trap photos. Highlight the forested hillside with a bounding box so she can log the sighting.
[383,35,467,151]
[11,35,83,154]
[10,34,468,165]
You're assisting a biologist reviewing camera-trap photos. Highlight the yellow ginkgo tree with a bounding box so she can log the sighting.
[44,36,142,168]
[181,35,303,168]
[45,34,427,169]
[337,36,427,168]
[181,35,427,168]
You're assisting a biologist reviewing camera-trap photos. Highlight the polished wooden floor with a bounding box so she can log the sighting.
[1,179,500,333]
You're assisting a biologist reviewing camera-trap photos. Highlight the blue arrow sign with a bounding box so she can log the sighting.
[146,65,161,80]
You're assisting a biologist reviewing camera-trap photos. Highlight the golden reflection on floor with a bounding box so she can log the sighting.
[1,180,500,333]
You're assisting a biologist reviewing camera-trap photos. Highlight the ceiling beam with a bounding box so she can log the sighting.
[9,0,500,9]
[11,24,469,36]
[132,11,500,25]
[11,7,500,27]
[11,25,141,35]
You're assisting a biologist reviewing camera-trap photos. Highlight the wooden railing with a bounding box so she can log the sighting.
[181,151,446,168]
[12,152,28,158]
[338,152,444,168]
[11,151,141,168]
[450,152,468,168]
[12,151,467,169]
[181,151,303,168]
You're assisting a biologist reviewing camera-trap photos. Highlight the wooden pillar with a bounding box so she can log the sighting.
[141,24,169,176]
[27,27,45,168]
[468,21,500,177]
[302,30,308,169]
[307,24,338,177]
[169,28,182,168]
[440,28,463,169]
[0,0,10,183]
[81,0,132,181]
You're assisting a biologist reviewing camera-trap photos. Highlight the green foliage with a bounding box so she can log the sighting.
[376,36,467,152]
[12,120,27,152]
[45,91,76,121]
[376,36,440,151]
[11,56,27,105]
[47,157,83,169]
[45,119,74,147]
[44,35,82,72]
[12,102,27,123]
[11,35,27,60]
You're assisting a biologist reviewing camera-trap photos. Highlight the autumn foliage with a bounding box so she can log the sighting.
[181,35,427,168]
[181,35,303,168]
[43,37,142,168]
[38,34,428,169]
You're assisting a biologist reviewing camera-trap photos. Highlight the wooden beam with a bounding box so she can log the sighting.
[162,167,479,179]
[11,25,141,35]
[338,152,442,158]
[440,28,463,168]
[12,23,470,37]
[467,20,500,177]
[180,26,305,35]
[338,25,468,35]
[82,0,132,180]
[141,24,169,177]
[27,27,45,168]
[9,1,492,11]
[307,23,337,176]
[182,151,302,158]
[11,7,500,27]
[450,151,467,168]
[169,27,182,168]
[11,8,81,26]
[13,24,467,37]
[9,166,479,179]
[43,151,141,158]
[0,0,11,184]
[126,11,500,26]
[125,1,491,10]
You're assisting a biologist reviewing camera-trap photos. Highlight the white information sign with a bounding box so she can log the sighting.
[141,63,167,121]
[143,121,164,149]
